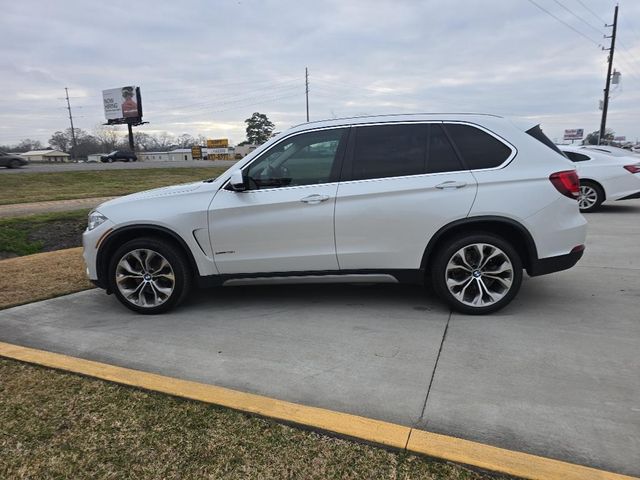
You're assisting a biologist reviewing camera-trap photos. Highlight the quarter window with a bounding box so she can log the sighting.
[352,124,427,180]
[563,151,591,162]
[445,124,512,169]
[244,128,347,189]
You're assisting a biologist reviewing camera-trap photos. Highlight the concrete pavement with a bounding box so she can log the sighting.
[0,199,638,476]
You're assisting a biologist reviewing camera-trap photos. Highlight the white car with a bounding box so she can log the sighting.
[83,114,587,315]
[557,145,640,212]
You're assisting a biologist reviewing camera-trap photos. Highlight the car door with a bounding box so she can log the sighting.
[334,122,477,270]
[209,127,349,275]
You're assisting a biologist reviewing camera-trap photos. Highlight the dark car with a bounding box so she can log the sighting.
[0,151,28,168]
[100,150,137,163]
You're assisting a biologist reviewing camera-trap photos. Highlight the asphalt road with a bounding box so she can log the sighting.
[0,159,237,174]
[0,200,638,476]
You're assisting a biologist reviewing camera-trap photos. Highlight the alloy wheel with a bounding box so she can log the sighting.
[578,185,598,210]
[115,249,175,307]
[444,243,514,307]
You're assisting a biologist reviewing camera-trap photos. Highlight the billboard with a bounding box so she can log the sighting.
[207,138,229,148]
[103,86,143,123]
[563,129,584,140]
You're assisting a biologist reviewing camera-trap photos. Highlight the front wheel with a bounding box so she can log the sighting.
[108,237,192,314]
[431,233,523,315]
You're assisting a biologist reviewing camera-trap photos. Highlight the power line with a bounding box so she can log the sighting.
[574,0,607,25]
[524,0,603,47]
[551,0,606,36]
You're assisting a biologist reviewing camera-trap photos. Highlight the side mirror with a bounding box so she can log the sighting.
[229,170,246,191]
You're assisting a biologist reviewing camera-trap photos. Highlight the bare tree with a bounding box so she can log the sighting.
[93,124,122,152]
[152,132,174,151]
[176,133,196,148]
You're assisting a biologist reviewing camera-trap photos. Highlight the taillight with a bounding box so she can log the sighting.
[623,164,640,174]
[549,170,580,199]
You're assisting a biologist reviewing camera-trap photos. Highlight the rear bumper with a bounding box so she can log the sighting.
[528,245,585,277]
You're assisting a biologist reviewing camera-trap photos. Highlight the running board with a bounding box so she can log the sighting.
[222,274,399,287]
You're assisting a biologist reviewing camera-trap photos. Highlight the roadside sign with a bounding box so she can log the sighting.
[563,129,584,140]
[191,146,202,160]
[207,138,229,148]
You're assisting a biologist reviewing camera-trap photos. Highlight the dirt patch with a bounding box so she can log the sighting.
[25,217,86,253]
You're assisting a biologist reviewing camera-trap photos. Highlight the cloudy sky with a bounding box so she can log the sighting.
[1,0,639,146]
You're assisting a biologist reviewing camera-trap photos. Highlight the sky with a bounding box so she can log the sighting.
[1,0,639,147]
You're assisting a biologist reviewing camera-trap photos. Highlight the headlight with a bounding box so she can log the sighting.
[87,211,107,231]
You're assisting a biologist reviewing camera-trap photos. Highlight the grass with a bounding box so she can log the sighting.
[0,167,227,205]
[0,247,92,309]
[0,358,501,480]
[0,209,89,257]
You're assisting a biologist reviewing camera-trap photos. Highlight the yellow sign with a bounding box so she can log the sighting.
[208,153,232,161]
[191,146,202,159]
[207,138,229,148]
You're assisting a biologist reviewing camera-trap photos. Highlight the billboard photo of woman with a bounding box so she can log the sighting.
[121,86,138,118]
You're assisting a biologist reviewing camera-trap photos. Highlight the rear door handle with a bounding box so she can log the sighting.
[435,181,467,190]
[300,194,330,204]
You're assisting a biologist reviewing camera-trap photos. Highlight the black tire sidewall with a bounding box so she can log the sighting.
[431,233,523,315]
[108,237,192,314]
[579,181,604,213]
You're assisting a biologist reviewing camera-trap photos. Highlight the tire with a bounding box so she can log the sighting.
[8,159,21,169]
[108,158,113,163]
[578,181,604,213]
[430,233,523,315]
[108,237,192,314]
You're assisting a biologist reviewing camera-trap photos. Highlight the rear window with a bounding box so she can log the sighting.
[445,124,512,169]
[526,125,564,155]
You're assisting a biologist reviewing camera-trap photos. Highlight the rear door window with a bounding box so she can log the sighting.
[445,123,513,169]
[427,124,465,173]
[351,124,427,180]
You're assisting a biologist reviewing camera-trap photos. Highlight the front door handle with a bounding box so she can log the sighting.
[435,181,467,190]
[300,194,330,204]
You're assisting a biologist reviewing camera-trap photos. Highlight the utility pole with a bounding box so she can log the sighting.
[305,67,309,122]
[599,4,618,145]
[64,87,78,159]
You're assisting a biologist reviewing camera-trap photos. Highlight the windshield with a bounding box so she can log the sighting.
[526,125,564,156]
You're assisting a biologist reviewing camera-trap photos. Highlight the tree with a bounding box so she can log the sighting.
[176,133,196,148]
[584,129,614,145]
[12,139,44,152]
[151,132,174,151]
[93,124,122,152]
[133,132,154,151]
[244,112,275,145]
[49,131,70,152]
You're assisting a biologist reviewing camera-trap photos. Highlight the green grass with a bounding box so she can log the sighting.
[0,358,503,479]
[0,167,227,205]
[0,209,89,257]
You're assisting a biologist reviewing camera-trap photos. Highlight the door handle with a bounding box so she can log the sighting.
[300,194,330,204]
[435,181,467,190]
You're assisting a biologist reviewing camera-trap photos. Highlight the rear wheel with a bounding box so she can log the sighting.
[431,233,523,315]
[108,237,192,314]
[8,159,21,169]
[578,181,604,212]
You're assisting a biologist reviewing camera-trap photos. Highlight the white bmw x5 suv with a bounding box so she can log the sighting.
[83,114,587,315]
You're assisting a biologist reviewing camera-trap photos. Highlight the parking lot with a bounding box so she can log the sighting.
[0,200,638,477]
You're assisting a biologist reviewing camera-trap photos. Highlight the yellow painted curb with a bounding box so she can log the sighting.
[0,341,636,480]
